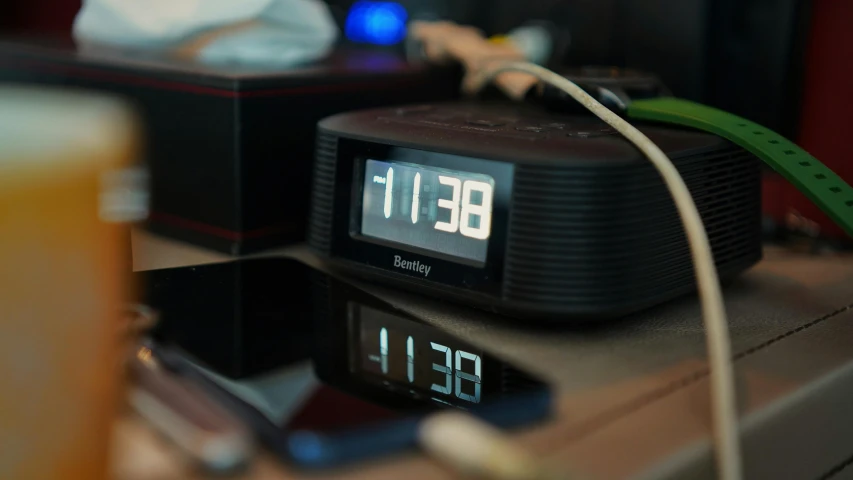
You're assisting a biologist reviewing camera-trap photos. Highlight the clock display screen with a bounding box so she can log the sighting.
[360,159,495,264]
[353,304,483,405]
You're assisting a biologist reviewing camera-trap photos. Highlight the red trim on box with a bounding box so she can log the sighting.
[148,211,289,241]
[0,58,419,98]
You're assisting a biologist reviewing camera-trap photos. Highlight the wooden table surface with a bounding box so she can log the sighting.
[116,230,853,480]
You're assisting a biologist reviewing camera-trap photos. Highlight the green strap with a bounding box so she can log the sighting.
[627,97,853,237]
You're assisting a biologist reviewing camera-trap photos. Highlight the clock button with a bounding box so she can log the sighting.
[425,113,458,121]
[515,125,547,133]
[396,105,435,115]
[467,119,506,127]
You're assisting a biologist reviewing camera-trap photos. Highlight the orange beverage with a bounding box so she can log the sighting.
[0,87,140,479]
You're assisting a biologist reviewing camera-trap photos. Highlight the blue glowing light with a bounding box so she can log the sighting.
[288,431,325,463]
[345,1,408,46]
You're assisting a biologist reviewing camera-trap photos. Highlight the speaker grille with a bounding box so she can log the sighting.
[502,147,762,313]
[308,131,338,254]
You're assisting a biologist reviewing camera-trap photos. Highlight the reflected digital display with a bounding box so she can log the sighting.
[143,257,547,419]
[141,257,551,468]
[361,159,495,264]
[353,304,483,404]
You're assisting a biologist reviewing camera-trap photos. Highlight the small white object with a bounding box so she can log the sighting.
[73,0,337,66]
[99,166,149,223]
[418,411,562,480]
[507,24,554,66]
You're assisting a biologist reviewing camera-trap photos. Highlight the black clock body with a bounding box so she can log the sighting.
[308,102,762,322]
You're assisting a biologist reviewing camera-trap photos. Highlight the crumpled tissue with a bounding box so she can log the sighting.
[73,0,338,66]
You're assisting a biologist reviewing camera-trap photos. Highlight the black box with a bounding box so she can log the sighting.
[143,258,317,378]
[0,38,459,253]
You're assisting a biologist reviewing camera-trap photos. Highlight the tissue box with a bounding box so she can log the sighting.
[0,38,460,254]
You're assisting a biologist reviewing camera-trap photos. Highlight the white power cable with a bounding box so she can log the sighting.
[467,61,742,480]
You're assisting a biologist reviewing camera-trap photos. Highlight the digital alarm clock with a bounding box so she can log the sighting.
[308,102,763,321]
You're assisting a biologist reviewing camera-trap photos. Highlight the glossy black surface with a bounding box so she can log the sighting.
[145,260,315,377]
[142,258,547,415]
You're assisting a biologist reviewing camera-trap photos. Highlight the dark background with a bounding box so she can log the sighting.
[3,0,809,134]
[3,0,851,237]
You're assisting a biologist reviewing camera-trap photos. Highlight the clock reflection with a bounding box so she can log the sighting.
[145,257,548,413]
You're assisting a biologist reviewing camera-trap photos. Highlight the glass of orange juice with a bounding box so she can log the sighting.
[0,87,142,480]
